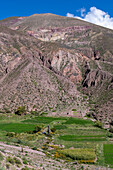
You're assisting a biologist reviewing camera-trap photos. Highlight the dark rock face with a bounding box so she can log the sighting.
[83,69,112,88]
[0,14,113,121]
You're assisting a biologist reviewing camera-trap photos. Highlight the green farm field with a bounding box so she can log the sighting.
[0,123,36,133]
[104,144,113,167]
[0,114,113,168]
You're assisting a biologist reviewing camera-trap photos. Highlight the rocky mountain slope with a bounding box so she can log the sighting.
[0,14,113,123]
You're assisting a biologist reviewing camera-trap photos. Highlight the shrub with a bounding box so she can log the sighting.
[46,133,52,137]
[109,128,113,133]
[89,108,95,112]
[72,109,77,111]
[49,107,53,110]
[110,121,113,126]
[42,146,48,150]
[0,152,3,161]
[32,147,37,150]
[107,133,113,138]
[30,110,39,115]
[14,157,21,165]
[6,132,16,137]
[95,121,103,128]
[86,112,93,118]
[21,166,29,170]
[40,112,48,116]
[23,160,28,165]
[78,160,95,164]
[6,156,21,165]
[33,126,41,133]
[49,145,59,149]
[0,110,5,113]
[83,96,88,100]
[6,156,14,164]
[52,110,56,112]
[6,164,10,169]
[54,151,65,159]
[17,139,22,144]
[51,128,56,133]
[33,105,36,108]
[15,106,26,115]
[4,108,11,113]
[40,163,43,167]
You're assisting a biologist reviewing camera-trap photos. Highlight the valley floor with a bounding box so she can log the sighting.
[0,114,113,170]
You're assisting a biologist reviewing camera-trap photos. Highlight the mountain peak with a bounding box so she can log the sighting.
[29,13,62,17]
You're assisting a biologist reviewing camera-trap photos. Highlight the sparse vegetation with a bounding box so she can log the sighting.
[0,152,3,161]
[13,157,21,165]
[6,156,15,164]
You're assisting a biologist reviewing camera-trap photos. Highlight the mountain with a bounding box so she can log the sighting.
[0,14,113,123]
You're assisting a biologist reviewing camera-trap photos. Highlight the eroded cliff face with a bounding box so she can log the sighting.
[82,65,113,123]
[83,69,112,88]
[0,14,113,122]
[0,26,85,114]
[47,50,87,84]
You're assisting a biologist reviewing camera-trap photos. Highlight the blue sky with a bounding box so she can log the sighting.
[0,0,113,19]
[0,0,113,29]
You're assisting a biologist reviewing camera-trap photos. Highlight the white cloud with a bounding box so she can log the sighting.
[66,7,113,30]
[66,13,74,18]
[81,8,86,17]
[77,8,86,17]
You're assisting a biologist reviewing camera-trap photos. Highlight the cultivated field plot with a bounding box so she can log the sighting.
[54,118,108,148]
[60,148,96,161]
[104,144,113,167]
[0,114,113,169]
[22,116,67,124]
[0,123,36,133]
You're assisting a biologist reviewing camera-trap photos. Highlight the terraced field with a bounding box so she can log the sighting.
[22,116,67,124]
[0,114,113,169]
[104,144,113,167]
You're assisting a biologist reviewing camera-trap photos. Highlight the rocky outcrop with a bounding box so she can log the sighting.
[83,69,112,88]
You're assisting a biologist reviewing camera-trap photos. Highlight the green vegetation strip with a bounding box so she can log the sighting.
[53,125,67,130]
[63,117,94,125]
[59,129,106,136]
[0,123,36,133]
[22,116,67,124]
[59,135,106,141]
[60,148,96,160]
[104,144,113,165]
